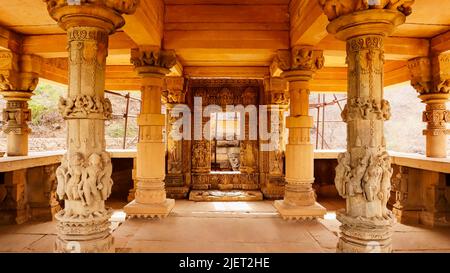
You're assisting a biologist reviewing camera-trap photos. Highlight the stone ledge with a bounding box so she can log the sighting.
[189,190,263,202]
[274,200,326,220]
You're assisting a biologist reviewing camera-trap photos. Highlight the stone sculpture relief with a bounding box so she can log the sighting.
[2,102,31,134]
[192,140,209,170]
[275,47,324,72]
[44,0,139,16]
[58,95,112,119]
[335,148,393,219]
[318,0,414,21]
[341,98,391,122]
[130,48,177,69]
[55,151,113,216]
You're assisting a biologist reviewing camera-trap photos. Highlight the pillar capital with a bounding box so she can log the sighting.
[319,0,414,22]
[0,51,41,156]
[408,53,449,157]
[273,47,324,82]
[163,76,186,104]
[321,1,412,41]
[407,57,433,95]
[131,47,177,80]
[0,51,40,92]
[43,0,139,33]
[432,52,450,95]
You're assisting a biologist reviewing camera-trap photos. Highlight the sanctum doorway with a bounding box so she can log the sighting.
[164,79,288,202]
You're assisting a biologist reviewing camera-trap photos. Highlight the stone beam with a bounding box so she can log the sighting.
[311,67,347,92]
[22,32,136,58]
[431,30,450,54]
[0,26,22,53]
[164,30,288,50]
[384,61,410,87]
[290,0,329,46]
[122,0,164,46]
[183,66,269,78]
[318,35,430,61]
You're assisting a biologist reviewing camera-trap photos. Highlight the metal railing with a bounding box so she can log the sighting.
[309,93,347,150]
[105,90,141,149]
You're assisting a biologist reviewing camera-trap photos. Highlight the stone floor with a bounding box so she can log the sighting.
[0,198,449,253]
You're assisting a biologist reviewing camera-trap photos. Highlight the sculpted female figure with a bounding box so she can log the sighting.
[56,154,69,200]
[65,153,84,201]
[99,152,113,200]
[335,152,351,197]
[363,156,383,202]
[378,152,393,218]
[81,153,102,206]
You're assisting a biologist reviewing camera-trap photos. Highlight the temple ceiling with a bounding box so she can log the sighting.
[0,0,448,91]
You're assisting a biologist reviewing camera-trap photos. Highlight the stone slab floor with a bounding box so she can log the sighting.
[0,198,449,253]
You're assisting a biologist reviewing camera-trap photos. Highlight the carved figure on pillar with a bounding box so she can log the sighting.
[320,0,414,253]
[44,0,139,253]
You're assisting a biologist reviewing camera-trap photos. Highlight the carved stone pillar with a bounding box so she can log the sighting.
[164,76,190,199]
[391,166,424,225]
[0,52,40,156]
[273,47,326,220]
[320,1,413,252]
[261,77,288,199]
[124,47,176,218]
[408,54,450,158]
[0,169,29,224]
[127,157,137,202]
[44,0,138,252]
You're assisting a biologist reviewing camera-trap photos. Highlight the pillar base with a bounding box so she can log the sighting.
[274,200,326,220]
[392,207,422,225]
[54,209,114,253]
[55,233,114,253]
[419,211,450,227]
[336,209,395,253]
[124,199,175,219]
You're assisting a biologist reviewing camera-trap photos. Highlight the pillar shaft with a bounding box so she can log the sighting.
[124,47,177,218]
[44,0,138,253]
[261,77,288,199]
[273,47,326,220]
[164,77,190,199]
[320,2,413,252]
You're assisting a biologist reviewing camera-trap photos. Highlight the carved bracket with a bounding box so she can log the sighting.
[341,98,391,122]
[318,0,414,21]
[58,95,112,120]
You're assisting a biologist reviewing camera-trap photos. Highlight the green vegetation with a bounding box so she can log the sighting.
[28,83,66,125]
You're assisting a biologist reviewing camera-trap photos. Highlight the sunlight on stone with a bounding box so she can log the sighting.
[212,202,252,211]
[324,212,336,220]
[110,211,127,222]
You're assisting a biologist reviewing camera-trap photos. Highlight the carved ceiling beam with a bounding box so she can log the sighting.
[318,34,430,61]
[184,66,269,79]
[431,30,450,55]
[22,32,136,58]
[122,0,164,46]
[290,0,329,46]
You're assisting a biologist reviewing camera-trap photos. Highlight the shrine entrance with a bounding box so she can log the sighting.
[165,79,287,201]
